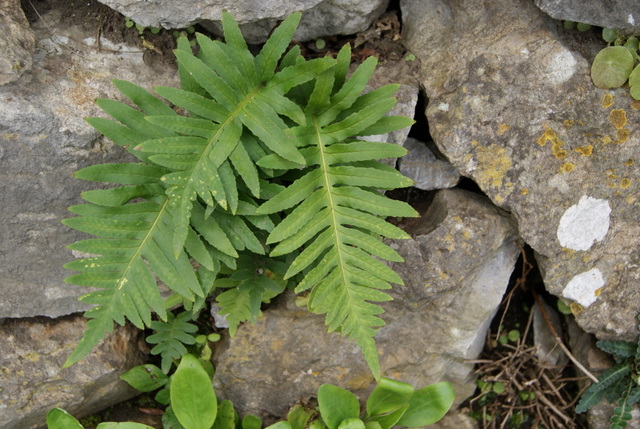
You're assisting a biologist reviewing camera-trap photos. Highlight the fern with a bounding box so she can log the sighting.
[256,44,417,379]
[63,12,416,378]
[147,311,199,373]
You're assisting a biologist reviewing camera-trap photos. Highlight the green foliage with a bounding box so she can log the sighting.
[63,11,416,378]
[576,314,640,428]
[564,22,640,98]
[49,358,453,429]
[275,377,454,429]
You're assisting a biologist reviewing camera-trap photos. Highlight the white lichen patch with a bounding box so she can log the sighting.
[546,50,577,85]
[562,268,605,307]
[557,196,611,251]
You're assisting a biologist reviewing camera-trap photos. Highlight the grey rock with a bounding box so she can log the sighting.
[535,0,640,33]
[0,5,178,318]
[402,0,640,342]
[399,137,460,190]
[0,0,36,85]
[96,0,389,43]
[0,315,146,429]
[213,189,520,418]
[532,300,567,368]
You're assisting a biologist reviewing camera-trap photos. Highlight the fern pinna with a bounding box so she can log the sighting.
[63,12,416,379]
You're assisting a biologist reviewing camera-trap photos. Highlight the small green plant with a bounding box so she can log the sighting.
[62,11,416,380]
[48,356,454,429]
[576,313,640,428]
[564,21,640,99]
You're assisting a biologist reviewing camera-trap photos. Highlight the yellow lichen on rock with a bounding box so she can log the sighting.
[609,109,627,129]
[537,128,567,159]
[497,124,510,135]
[601,93,613,108]
[615,128,630,144]
[620,178,632,189]
[560,162,574,173]
[574,145,593,156]
[474,143,512,188]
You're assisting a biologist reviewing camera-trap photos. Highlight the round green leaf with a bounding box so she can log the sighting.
[97,423,155,429]
[602,28,619,43]
[576,22,592,32]
[46,408,85,429]
[591,46,635,89]
[317,384,360,429]
[171,354,218,429]
[337,418,365,429]
[629,64,640,100]
[395,382,455,427]
[492,382,505,394]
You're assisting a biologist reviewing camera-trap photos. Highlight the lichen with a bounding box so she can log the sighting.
[560,162,574,173]
[615,128,630,144]
[537,128,567,159]
[620,178,632,189]
[609,109,627,129]
[624,158,635,167]
[574,145,593,156]
[497,124,510,135]
[473,143,512,189]
[563,119,574,127]
[601,93,614,108]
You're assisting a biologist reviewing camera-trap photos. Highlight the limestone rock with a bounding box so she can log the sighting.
[0,0,36,85]
[398,137,460,190]
[95,0,390,43]
[0,315,146,429]
[402,0,640,342]
[213,189,520,419]
[535,0,640,33]
[0,5,178,318]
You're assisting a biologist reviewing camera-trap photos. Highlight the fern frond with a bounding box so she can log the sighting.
[597,340,637,359]
[257,50,417,379]
[147,311,199,373]
[214,256,288,336]
[576,363,633,413]
[63,166,207,367]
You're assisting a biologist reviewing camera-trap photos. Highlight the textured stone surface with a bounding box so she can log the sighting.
[213,189,520,419]
[535,0,640,32]
[96,0,389,43]
[402,0,640,342]
[0,0,36,85]
[0,6,178,318]
[398,137,460,190]
[0,315,146,429]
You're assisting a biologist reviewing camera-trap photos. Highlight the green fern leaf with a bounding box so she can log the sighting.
[576,363,633,413]
[63,178,206,367]
[257,55,417,379]
[215,257,287,336]
[147,311,199,373]
[597,340,637,359]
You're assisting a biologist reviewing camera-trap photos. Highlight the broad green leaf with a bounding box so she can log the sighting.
[629,64,640,100]
[591,46,634,89]
[96,423,155,429]
[317,384,360,429]
[119,364,169,392]
[171,354,218,429]
[287,404,313,429]
[395,382,455,427]
[242,415,262,429]
[46,408,85,429]
[366,377,414,418]
[337,418,365,429]
[213,400,238,429]
[265,423,291,429]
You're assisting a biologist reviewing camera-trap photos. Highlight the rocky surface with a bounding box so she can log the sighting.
[0,4,178,319]
[398,137,460,190]
[0,315,146,429]
[0,0,36,85]
[95,0,389,43]
[213,188,520,419]
[535,0,640,32]
[402,0,640,343]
